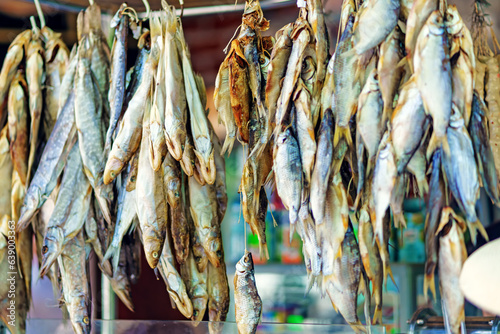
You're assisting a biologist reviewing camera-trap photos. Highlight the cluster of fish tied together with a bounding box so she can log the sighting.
[216,0,500,332]
[1,2,230,333]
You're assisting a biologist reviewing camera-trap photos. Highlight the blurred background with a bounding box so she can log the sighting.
[1,0,500,332]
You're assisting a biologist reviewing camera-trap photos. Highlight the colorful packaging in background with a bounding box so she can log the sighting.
[399,199,426,263]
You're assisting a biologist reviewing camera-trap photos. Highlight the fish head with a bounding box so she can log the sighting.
[194,148,216,185]
[71,306,91,334]
[104,157,125,184]
[205,231,223,268]
[165,129,186,161]
[40,228,64,277]
[449,104,465,129]
[17,193,40,231]
[143,237,163,269]
[109,276,134,312]
[236,251,254,273]
[191,295,208,322]
[276,128,292,146]
[180,145,195,176]
[426,11,446,36]
[445,5,462,35]
[167,180,181,208]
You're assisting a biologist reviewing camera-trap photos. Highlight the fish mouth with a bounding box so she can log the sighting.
[165,132,185,161]
[191,298,208,323]
[112,286,134,312]
[104,157,125,184]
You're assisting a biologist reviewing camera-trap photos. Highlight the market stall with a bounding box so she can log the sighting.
[0,0,499,333]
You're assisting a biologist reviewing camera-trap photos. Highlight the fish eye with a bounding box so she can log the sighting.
[110,171,115,177]
[130,176,136,182]
[193,310,198,316]
[216,250,222,258]
[83,316,89,324]
[152,251,159,259]
[42,245,48,254]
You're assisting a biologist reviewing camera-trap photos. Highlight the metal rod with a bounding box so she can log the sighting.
[139,0,293,18]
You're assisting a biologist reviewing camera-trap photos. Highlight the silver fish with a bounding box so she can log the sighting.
[234,251,262,334]
[273,128,302,227]
[442,108,487,244]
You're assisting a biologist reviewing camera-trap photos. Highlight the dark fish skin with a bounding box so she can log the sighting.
[310,108,335,221]
[105,12,128,153]
[423,148,445,302]
[325,224,362,328]
[17,91,77,232]
[469,92,500,205]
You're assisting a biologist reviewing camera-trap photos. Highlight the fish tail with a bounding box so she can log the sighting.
[423,272,437,303]
[258,241,270,261]
[426,132,443,161]
[360,272,372,327]
[382,104,393,129]
[386,264,396,290]
[373,306,383,325]
[467,219,489,245]
[393,212,407,229]
[220,135,235,156]
[95,187,112,225]
[333,125,353,150]
[365,157,374,178]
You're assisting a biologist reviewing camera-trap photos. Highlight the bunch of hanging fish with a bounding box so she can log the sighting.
[0,15,71,334]
[0,1,229,333]
[217,0,500,332]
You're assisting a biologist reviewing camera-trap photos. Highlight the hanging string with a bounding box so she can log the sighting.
[34,0,46,28]
[142,0,151,21]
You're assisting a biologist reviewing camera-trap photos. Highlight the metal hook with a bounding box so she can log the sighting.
[142,0,150,21]
[179,0,185,18]
[33,0,46,28]
[30,16,40,34]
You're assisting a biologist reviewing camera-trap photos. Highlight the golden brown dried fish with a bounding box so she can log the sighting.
[7,70,29,186]
[104,48,158,184]
[42,27,70,137]
[378,25,404,122]
[0,29,31,112]
[25,35,45,184]
[228,40,251,144]
[214,59,237,156]
[164,8,187,161]
[180,250,208,323]
[136,105,167,269]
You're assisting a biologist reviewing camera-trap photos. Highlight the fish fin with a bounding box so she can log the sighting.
[333,125,353,151]
[436,207,453,235]
[426,132,443,162]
